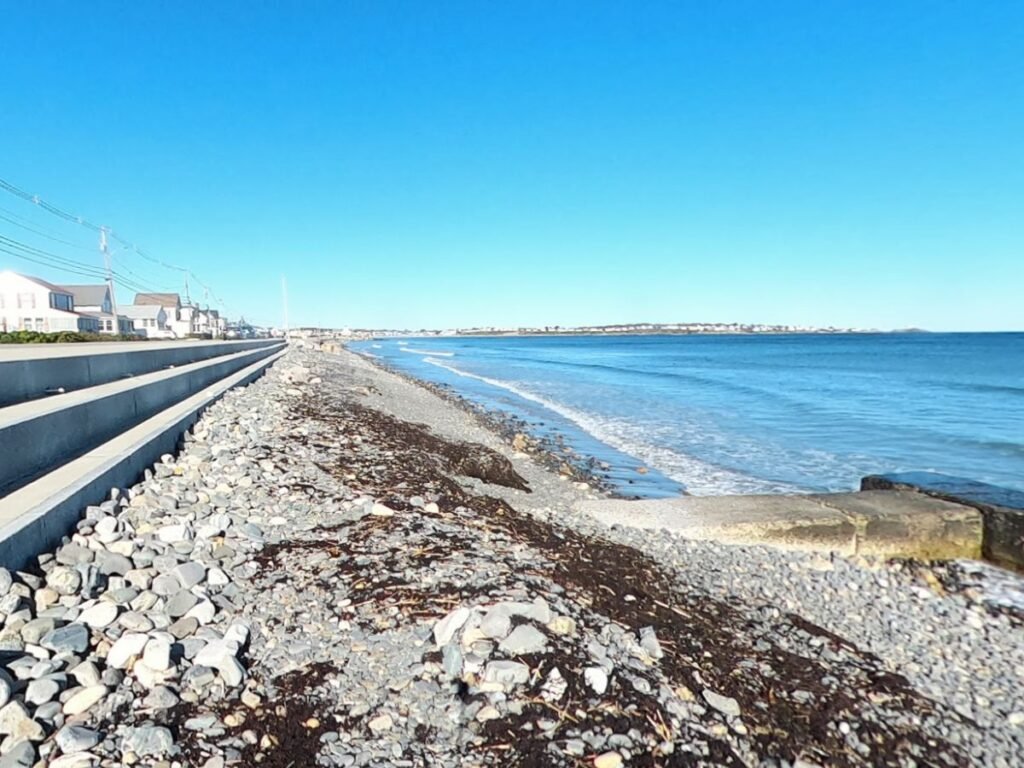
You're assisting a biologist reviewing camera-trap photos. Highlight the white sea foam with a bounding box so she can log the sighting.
[402,348,455,357]
[423,358,803,495]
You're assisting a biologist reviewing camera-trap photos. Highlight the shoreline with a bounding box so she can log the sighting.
[0,345,1019,766]
[349,345,691,500]
[347,348,632,498]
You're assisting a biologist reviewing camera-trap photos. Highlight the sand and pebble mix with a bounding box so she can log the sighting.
[0,346,1020,767]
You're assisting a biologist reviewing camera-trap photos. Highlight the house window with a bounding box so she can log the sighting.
[35,318,45,331]
[17,293,35,309]
[50,294,72,311]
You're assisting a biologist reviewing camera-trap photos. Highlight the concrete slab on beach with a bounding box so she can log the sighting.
[576,489,983,559]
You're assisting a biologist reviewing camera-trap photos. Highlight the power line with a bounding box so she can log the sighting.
[110,254,176,293]
[0,236,107,280]
[0,201,175,291]
[0,176,233,312]
[0,234,168,295]
[0,211,94,250]
[0,246,111,282]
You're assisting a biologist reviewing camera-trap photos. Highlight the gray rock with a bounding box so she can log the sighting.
[480,609,512,640]
[498,625,547,655]
[56,544,93,566]
[77,601,118,629]
[45,567,81,596]
[239,523,264,542]
[481,661,530,689]
[433,607,470,646]
[0,671,13,708]
[118,611,154,632]
[0,740,35,768]
[442,644,463,678]
[24,678,59,706]
[55,724,101,754]
[62,685,107,715]
[639,627,664,659]
[19,618,56,645]
[173,561,206,589]
[40,623,89,654]
[142,636,173,671]
[194,640,244,686]
[96,551,133,576]
[0,700,44,741]
[32,701,61,725]
[702,689,741,718]
[69,662,101,687]
[142,685,179,710]
[168,616,199,639]
[151,574,181,597]
[93,516,118,540]
[122,725,174,757]
[165,590,199,618]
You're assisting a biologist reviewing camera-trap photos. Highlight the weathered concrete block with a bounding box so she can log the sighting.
[863,473,1023,568]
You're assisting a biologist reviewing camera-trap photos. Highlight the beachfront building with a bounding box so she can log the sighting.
[194,307,227,338]
[0,271,101,333]
[58,284,133,335]
[133,292,186,337]
[132,292,227,339]
[121,304,173,339]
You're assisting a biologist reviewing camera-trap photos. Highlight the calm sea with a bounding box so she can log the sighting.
[350,333,1024,498]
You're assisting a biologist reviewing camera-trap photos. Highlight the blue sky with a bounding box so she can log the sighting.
[1,1,1022,331]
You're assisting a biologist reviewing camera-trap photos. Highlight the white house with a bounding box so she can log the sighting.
[58,284,133,335]
[0,271,101,334]
[121,304,172,339]
[133,293,187,337]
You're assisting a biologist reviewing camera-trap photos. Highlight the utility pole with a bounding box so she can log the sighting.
[281,275,289,339]
[100,228,119,333]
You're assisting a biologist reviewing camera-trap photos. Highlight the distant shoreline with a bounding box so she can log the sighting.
[358,328,928,339]
[451,328,889,337]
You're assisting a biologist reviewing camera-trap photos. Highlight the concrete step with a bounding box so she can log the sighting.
[0,342,284,497]
[863,473,1024,569]
[576,490,983,560]
[0,346,286,570]
[0,338,281,407]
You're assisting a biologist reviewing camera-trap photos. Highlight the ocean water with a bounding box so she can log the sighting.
[349,333,1024,498]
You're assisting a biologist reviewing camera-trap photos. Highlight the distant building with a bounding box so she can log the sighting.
[133,292,182,312]
[121,304,172,338]
[0,271,101,333]
[132,292,228,339]
[59,284,133,334]
[133,292,185,337]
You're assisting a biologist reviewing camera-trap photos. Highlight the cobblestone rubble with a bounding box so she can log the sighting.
[0,347,1020,767]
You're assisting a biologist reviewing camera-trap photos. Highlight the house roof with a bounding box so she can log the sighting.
[133,292,181,308]
[3,272,74,295]
[58,284,109,307]
[120,305,164,319]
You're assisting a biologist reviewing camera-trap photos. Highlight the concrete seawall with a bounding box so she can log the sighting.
[0,340,286,570]
[0,344,284,496]
[0,338,281,407]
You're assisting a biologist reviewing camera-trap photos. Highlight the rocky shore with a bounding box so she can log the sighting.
[0,346,1021,767]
